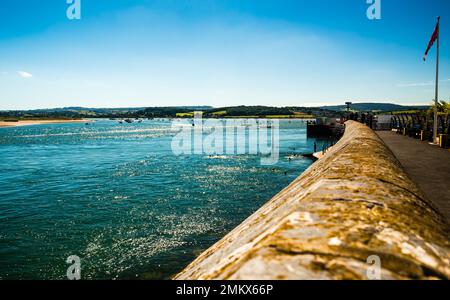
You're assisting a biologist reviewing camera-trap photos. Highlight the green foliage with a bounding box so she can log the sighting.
[429,100,450,114]
[0,104,361,119]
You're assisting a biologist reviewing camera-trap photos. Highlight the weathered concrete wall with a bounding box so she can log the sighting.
[175,121,450,280]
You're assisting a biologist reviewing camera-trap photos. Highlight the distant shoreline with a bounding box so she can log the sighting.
[0,119,90,128]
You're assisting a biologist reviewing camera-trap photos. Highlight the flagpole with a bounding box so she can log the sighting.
[433,16,440,144]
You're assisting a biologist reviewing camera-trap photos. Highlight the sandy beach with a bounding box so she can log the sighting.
[0,119,90,128]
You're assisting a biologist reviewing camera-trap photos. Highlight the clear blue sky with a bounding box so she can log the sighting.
[1,0,450,110]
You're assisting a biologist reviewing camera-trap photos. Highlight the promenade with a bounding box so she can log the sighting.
[377,131,450,222]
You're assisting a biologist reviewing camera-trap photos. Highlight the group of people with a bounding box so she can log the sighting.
[346,112,377,129]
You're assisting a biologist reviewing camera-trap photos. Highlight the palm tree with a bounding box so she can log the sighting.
[429,100,450,114]
[428,100,450,134]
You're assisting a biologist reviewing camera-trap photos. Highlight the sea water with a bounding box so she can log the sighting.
[0,119,330,279]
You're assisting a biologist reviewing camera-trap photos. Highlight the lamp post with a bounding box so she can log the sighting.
[345,102,352,120]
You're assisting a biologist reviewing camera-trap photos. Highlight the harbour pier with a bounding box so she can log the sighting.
[175,121,450,280]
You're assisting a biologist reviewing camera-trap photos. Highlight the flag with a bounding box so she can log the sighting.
[423,17,440,61]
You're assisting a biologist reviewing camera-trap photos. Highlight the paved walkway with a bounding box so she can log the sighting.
[377,131,450,222]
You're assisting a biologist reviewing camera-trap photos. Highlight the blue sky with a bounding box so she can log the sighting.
[1,0,450,109]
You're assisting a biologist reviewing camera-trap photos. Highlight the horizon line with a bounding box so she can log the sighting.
[0,102,433,112]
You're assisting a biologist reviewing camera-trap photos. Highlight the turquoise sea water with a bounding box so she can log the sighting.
[0,119,328,279]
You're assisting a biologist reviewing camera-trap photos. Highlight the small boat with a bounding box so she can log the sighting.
[124,119,134,124]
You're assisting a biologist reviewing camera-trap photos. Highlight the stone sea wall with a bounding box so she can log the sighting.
[175,121,450,280]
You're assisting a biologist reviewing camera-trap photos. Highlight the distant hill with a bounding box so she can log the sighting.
[8,106,213,113]
[0,106,213,119]
[204,106,339,118]
[0,103,431,120]
[0,105,341,119]
[320,103,429,112]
